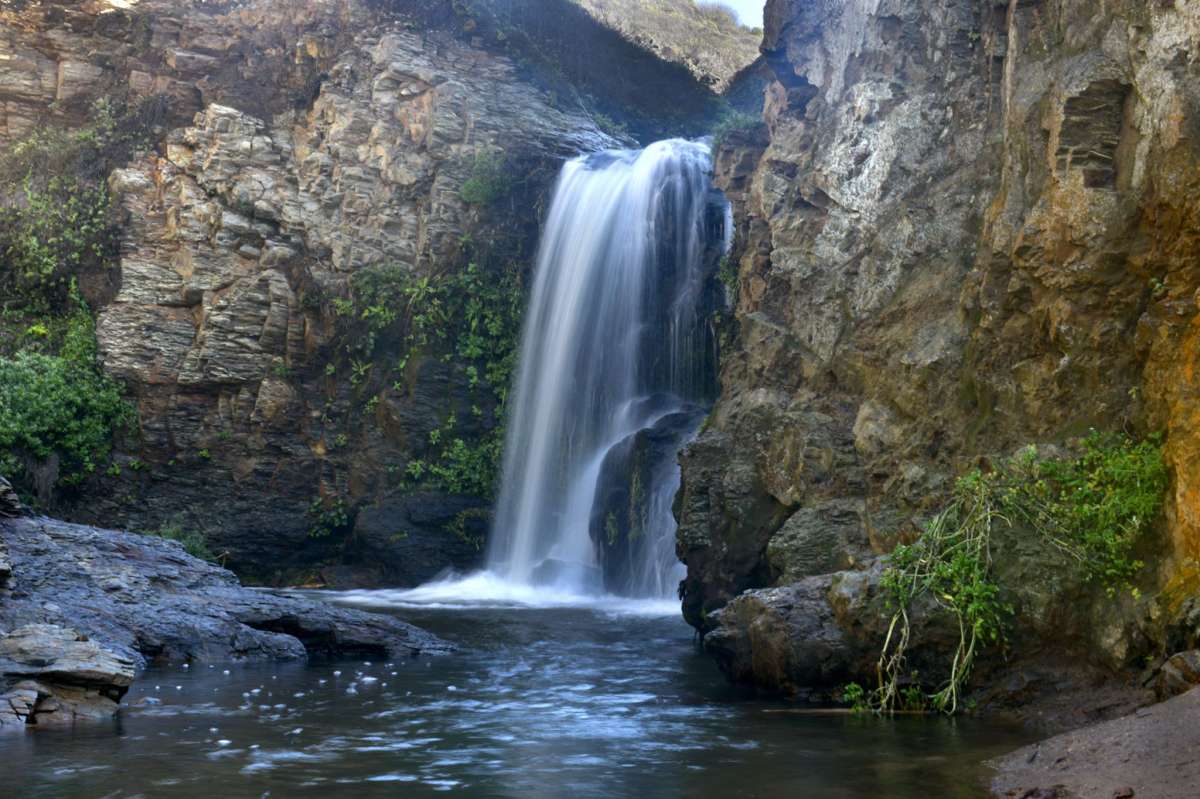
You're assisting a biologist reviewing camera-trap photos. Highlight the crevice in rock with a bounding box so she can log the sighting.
[1057,79,1132,189]
[240,617,392,660]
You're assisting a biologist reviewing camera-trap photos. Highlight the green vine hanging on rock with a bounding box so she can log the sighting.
[861,433,1168,715]
[328,257,524,499]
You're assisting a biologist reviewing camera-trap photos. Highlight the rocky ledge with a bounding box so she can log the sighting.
[0,492,449,728]
[0,624,135,729]
[989,686,1200,799]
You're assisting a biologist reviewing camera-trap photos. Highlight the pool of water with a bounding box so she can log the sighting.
[0,595,1028,797]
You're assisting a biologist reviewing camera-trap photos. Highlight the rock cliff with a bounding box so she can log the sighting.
[0,0,722,584]
[681,0,1200,714]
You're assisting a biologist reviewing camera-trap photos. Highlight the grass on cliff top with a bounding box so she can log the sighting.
[569,0,761,83]
[859,433,1168,715]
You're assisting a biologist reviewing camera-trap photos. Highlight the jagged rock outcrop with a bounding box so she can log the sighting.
[567,0,761,92]
[0,514,451,670]
[1,0,674,582]
[0,476,22,520]
[681,0,1200,705]
[0,624,135,728]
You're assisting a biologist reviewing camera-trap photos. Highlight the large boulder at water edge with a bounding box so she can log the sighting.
[0,514,452,679]
[0,624,135,729]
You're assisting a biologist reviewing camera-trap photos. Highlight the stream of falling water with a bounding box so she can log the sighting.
[402,139,724,606]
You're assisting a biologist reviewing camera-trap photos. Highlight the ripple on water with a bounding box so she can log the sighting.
[5,603,1033,799]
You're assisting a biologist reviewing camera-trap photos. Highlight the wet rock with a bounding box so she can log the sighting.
[0,516,451,671]
[590,407,706,596]
[703,562,962,697]
[1152,650,1200,700]
[703,575,861,695]
[0,687,38,730]
[990,687,1200,799]
[0,624,135,728]
[0,476,24,519]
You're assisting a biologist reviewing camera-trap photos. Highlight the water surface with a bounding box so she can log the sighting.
[2,597,1027,797]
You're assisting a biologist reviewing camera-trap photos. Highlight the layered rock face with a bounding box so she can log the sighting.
[681,0,1200,704]
[566,0,761,92]
[0,0,632,582]
[0,624,134,728]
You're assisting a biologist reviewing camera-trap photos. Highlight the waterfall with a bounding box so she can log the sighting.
[486,138,724,598]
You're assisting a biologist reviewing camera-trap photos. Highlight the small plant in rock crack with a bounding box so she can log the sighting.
[307,497,352,539]
[841,682,870,714]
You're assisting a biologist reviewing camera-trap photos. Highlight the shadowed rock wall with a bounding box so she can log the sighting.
[680,0,1200,714]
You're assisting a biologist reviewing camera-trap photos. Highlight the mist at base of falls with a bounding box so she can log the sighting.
[408,138,727,605]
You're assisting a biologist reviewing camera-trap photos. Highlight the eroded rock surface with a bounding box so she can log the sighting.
[0,624,135,728]
[0,0,642,582]
[0,515,450,672]
[681,0,1200,706]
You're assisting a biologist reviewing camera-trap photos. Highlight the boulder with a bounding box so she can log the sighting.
[702,562,964,698]
[1153,650,1200,700]
[702,575,860,698]
[0,515,452,672]
[0,476,24,519]
[0,624,135,728]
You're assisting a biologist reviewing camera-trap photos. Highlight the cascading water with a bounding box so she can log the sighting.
[485,138,724,599]
[391,138,725,607]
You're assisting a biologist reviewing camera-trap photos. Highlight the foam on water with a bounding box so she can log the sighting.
[482,139,721,599]
[327,572,682,617]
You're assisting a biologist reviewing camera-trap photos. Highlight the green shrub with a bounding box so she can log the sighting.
[1016,435,1169,587]
[459,149,512,206]
[868,433,1168,715]
[591,112,629,139]
[710,108,760,152]
[0,97,165,309]
[333,259,524,499]
[0,176,112,300]
[145,521,215,561]
[842,682,870,713]
[448,506,490,551]
[717,254,738,294]
[307,497,352,539]
[0,305,132,490]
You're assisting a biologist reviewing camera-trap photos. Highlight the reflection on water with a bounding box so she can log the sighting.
[0,598,1027,798]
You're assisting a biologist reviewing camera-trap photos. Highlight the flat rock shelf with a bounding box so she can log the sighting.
[0,513,450,729]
